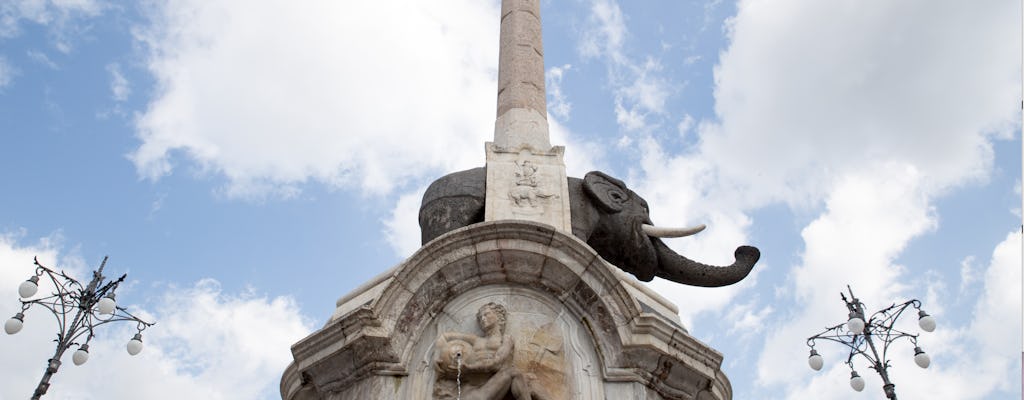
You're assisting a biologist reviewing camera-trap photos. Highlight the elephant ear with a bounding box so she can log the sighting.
[583,171,630,213]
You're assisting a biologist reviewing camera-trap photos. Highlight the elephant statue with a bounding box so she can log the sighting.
[418,167,760,287]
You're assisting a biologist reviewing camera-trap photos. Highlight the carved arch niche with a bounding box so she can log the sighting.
[382,221,621,399]
[405,285,604,399]
[283,221,730,400]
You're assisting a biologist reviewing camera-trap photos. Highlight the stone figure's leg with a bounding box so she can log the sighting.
[462,369,515,400]
[511,373,552,400]
[509,373,531,400]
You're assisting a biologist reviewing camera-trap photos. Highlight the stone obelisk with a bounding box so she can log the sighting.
[484,0,572,232]
[493,0,549,151]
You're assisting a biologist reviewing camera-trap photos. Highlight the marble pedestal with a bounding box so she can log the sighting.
[281,221,732,400]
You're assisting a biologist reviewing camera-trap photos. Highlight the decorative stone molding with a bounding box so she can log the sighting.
[281,221,732,400]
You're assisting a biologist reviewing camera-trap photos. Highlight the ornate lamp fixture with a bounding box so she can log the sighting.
[5,256,154,399]
[805,285,935,399]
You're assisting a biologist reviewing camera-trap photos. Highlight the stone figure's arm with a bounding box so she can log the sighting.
[435,333,478,373]
[439,332,478,343]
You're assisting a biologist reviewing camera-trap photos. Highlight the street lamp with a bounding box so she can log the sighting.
[5,256,154,399]
[805,285,935,399]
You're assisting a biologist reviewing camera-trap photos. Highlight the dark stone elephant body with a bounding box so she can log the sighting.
[419,167,759,287]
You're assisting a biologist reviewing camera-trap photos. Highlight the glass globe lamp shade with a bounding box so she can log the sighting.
[914,347,930,368]
[918,310,936,332]
[127,333,144,356]
[847,315,865,335]
[4,313,24,335]
[849,371,865,392]
[807,349,823,371]
[18,276,39,298]
[97,295,116,315]
[72,345,90,366]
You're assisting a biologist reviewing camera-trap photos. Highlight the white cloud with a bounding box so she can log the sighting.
[0,56,12,88]
[725,299,773,337]
[0,0,105,51]
[126,0,614,258]
[550,116,605,177]
[107,63,130,102]
[963,231,1022,383]
[580,0,675,133]
[631,136,763,329]
[128,0,615,257]
[0,234,314,400]
[649,261,764,334]
[700,0,1020,208]
[383,187,426,257]
[0,232,91,399]
[618,58,669,116]
[676,113,695,138]
[27,49,59,69]
[802,230,1021,400]
[579,0,626,62]
[755,164,936,390]
[752,187,1021,399]
[546,64,573,120]
[626,0,1019,365]
[130,0,502,199]
[614,100,646,131]
[957,255,978,296]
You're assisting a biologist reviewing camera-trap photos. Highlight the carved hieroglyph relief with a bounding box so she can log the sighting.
[484,145,573,232]
[508,160,556,211]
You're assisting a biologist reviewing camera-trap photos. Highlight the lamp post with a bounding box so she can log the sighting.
[805,285,935,399]
[5,256,154,399]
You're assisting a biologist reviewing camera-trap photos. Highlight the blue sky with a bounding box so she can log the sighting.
[0,0,1020,399]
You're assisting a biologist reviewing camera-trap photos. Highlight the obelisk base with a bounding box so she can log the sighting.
[484,142,572,233]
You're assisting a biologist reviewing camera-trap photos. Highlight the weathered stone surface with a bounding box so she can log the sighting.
[419,167,486,245]
[424,285,602,399]
[493,0,550,153]
[493,106,551,153]
[432,302,560,399]
[489,0,568,235]
[496,0,546,124]
[282,222,734,400]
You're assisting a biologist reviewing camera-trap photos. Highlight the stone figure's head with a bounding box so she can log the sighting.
[477,302,507,334]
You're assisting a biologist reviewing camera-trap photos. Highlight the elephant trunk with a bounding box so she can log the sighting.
[652,239,759,287]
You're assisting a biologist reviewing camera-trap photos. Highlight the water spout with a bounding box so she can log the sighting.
[456,352,463,400]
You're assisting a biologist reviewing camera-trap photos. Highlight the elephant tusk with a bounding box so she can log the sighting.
[642,224,706,238]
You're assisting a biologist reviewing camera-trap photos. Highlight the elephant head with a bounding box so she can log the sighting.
[569,171,759,287]
[418,168,759,287]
